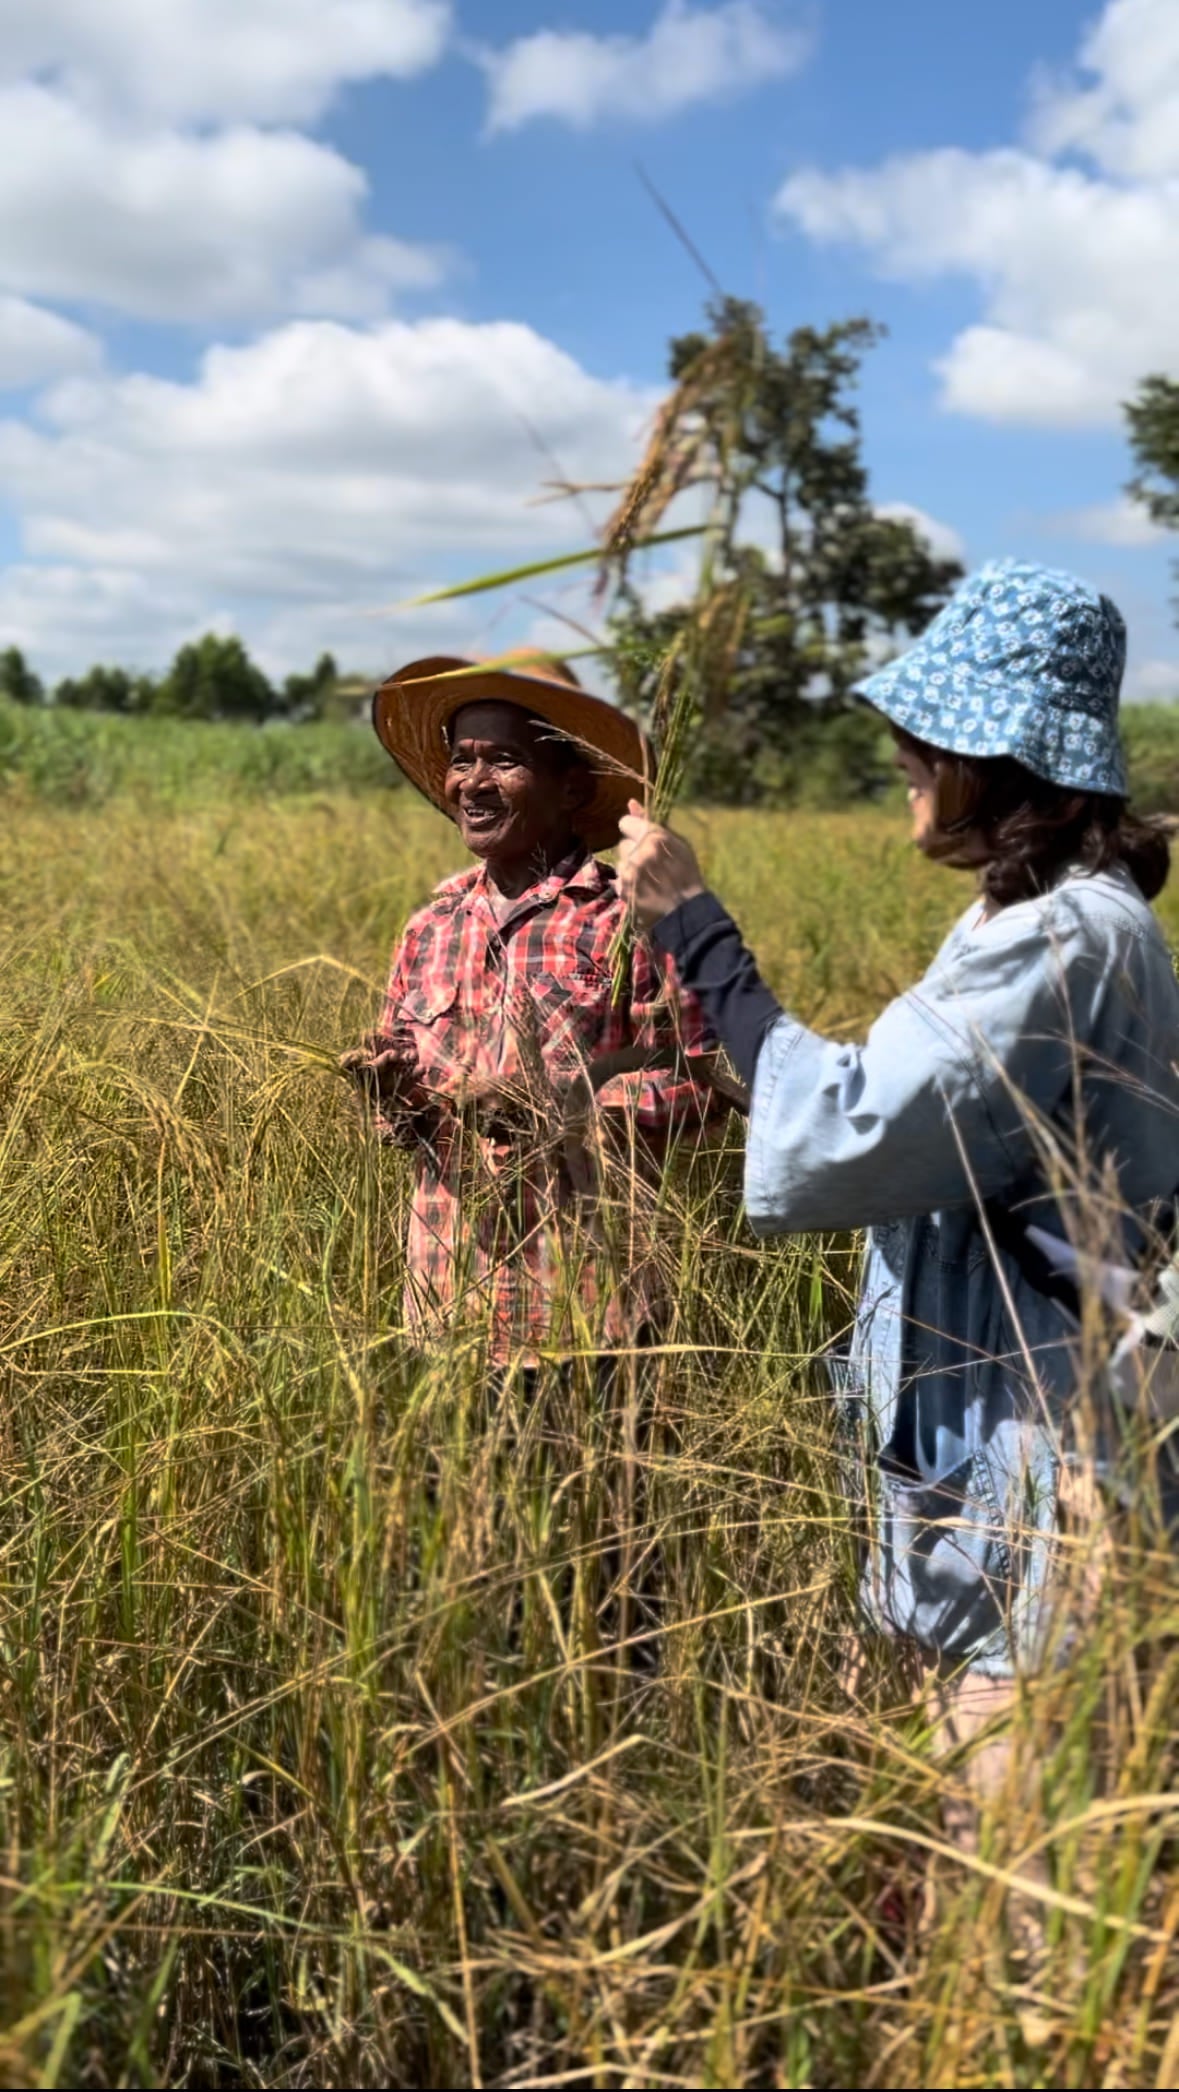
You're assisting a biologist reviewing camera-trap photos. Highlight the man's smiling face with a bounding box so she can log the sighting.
[444,700,589,872]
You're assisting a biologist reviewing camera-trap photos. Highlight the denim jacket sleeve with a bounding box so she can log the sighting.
[745,892,1118,1235]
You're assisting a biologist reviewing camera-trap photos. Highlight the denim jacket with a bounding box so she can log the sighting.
[745,865,1179,1674]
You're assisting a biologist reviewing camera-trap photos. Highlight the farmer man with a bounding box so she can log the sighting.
[342,651,724,1369]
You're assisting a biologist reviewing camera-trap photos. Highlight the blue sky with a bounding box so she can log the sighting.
[0,0,1175,693]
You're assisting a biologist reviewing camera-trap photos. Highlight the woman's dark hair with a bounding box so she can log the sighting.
[893,728,1171,906]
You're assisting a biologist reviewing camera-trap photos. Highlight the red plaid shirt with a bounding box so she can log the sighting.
[373,847,720,1364]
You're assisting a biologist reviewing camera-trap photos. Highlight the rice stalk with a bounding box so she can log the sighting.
[1,787,1176,2087]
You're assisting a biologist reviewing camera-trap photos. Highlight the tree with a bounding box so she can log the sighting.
[0,646,43,707]
[55,664,152,713]
[1126,373,1179,622]
[155,633,275,721]
[280,650,338,720]
[606,300,963,802]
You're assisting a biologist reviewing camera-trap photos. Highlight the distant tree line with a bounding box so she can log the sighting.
[0,636,346,721]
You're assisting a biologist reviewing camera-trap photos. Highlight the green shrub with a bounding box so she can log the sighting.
[2,695,1176,816]
[0,703,396,807]
[684,706,899,807]
[1122,702,1179,812]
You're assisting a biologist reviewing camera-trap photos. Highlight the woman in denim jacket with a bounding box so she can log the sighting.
[618,561,1179,1800]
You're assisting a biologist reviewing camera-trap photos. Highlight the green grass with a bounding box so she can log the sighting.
[0,703,394,807]
[3,694,1179,813]
[2,787,1178,2087]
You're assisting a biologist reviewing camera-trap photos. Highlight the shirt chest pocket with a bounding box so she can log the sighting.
[397,982,463,1080]
[401,982,458,1027]
[511,966,612,1061]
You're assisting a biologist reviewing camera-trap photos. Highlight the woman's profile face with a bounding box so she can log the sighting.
[893,736,940,852]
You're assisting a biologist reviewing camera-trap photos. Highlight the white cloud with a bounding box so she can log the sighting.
[0,316,657,678]
[0,296,101,389]
[875,501,965,565]
[774,0,1179,427]
[1055,497,1165,548]
[247,595,496,686]
[0,564,204,672]
[1030,0,1179,180]
[0,0,450,126]
[0,84,442,324]
[933,324,1123,427]
[0,559,501,689]
[0,7,452,328]
[483,0,810,133]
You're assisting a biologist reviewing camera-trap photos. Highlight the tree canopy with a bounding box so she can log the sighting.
[0,646,43,707]
[1126,373,1179,623]
[280,651,340,721]
[38,637,343,721]
[152,633,275,721]
[55,665,153,714]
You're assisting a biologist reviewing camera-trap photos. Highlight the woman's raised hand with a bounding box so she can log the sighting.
[617,799,706,931]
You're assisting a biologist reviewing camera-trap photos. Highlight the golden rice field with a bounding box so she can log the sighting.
[3,781,1179,2089]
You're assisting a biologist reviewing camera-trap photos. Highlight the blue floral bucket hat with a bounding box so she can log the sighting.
[854,559,1128,797]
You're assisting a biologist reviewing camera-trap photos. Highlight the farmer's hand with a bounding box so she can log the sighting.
[436,1067,534,1139]
[338,1036,419,1109]
[617,799,706,931]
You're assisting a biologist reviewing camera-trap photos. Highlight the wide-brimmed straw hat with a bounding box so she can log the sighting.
[853,559,1128,796]
[371,651,653,851]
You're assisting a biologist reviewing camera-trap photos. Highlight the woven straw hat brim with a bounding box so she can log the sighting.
[371,656,654,852]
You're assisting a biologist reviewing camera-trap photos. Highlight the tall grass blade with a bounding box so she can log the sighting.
[380,526,706,612]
